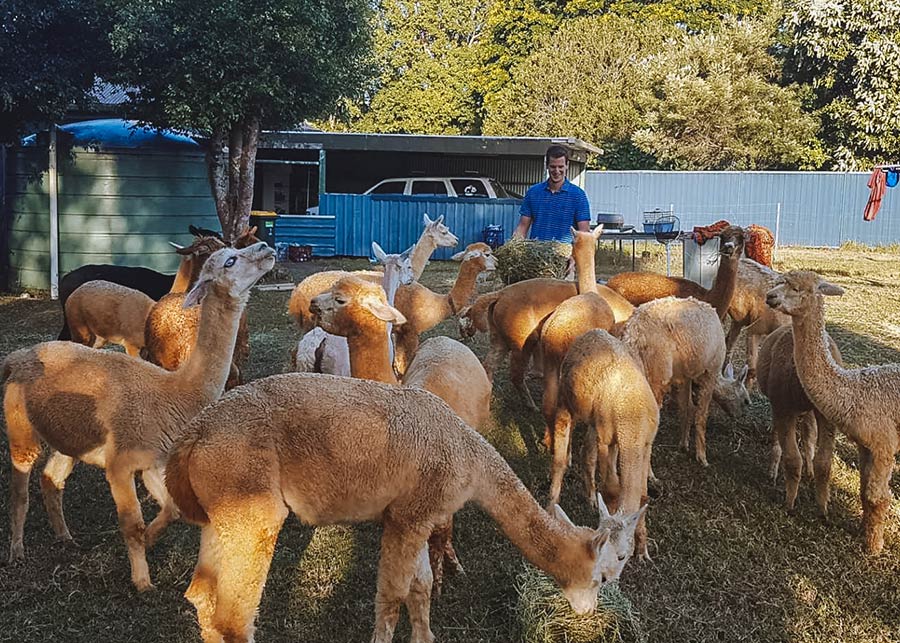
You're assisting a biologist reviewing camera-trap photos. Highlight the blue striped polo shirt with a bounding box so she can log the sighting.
[520,178,591,243]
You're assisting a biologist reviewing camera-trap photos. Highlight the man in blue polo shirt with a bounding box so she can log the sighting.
[513,145,591,243]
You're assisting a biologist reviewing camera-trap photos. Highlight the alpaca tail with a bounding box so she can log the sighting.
[165,429,209,525]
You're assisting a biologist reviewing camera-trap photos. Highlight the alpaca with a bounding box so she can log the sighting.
[64,280,155,357]
[757,324,843,514]
[457,291,501,338]
[549,329,658,567]
[287,215,459,332]
[726,258,790,387]
[618,297,749,466]
[2,243,275,590]
[164,372,644,643]
[310,275,491,593]
[606,225,745,321]
[392,243,497,376]
[539,226,615,447]
[766,270,900,553]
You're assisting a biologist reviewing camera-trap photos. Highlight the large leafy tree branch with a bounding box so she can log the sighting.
[106,0,373,241]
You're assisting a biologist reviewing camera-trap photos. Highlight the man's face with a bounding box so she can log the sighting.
[547,155,567,185]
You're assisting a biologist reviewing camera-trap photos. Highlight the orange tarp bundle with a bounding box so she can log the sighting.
[692,220,774,267]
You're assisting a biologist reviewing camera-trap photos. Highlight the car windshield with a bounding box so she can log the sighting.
[490,179,520,199]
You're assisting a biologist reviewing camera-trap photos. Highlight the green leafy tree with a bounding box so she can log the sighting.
[633,17,824,169]
[106,0,373,241]
[785,0,900,169]
[0,0,114,142]
[482,14,676,168]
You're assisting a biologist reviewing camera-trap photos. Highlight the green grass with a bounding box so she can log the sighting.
[1,246,899,642]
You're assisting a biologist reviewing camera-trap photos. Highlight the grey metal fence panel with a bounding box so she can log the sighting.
[586,171,900,246]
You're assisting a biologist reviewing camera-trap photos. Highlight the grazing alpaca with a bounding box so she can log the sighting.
[549,329,658,568]
[726,258,790,387]
[457,291,501,338]
[310,275,491,593]
[64,281,155,357]
[607,225,745,321]
[757,324,843,514]
[766,270,900,553]
[2,243,275,590]
[392,243,497,375]
[165,373,642,643]
[540,226,615,447]
[287,214,459,332]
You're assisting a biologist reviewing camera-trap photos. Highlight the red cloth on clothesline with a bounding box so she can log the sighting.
[864,168,886,221]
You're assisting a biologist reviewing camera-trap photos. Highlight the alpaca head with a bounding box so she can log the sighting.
[172,234,227,261]
[570,224,604,250]
[713,363,751,417]
[765,270,844,316]
[371,242,414,286]
[310,276,406,337]
[450,242,497,272]
[423,213,459,248]
[232,225,261,249]
[718,225,746,259]
[183,242,275,307]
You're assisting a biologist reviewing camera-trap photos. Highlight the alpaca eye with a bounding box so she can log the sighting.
[335,297,348,305]
[224,256,237,267]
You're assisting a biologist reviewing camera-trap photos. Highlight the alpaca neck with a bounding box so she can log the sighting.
[382,266,403,364]
[347,326,399,385]
[169,256,196,294]
[790,300,850,421]
[473,444,587,582]
[448,260,481,313]
[573,245,598,295]
[410,236,436,281]
[178,286,246,400]
[706,253,739,320]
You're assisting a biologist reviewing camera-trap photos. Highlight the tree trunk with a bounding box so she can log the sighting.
[205,117,260,244]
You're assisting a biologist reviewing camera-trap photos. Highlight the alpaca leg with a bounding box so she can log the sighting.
[210,500,287,643]
[768,418,782,482]
[124,342,142,358]
[676,382,694,452]
[778,414,802,512]
[482,331,508,384]
[6,385,42,562]
[106,461,154,591]
[746,333,761,389]
[142,467,180,548]
[799,412,818,479]
[724,320,744,364]
[547,407,573,507]
[426,517,461,597]
[581,429,599,509]
[812,410,835,517]
[691,377,716,467]
[40,450,76,543]
[540,363,560,450]
[406,543,436,643]
[372,522,435,643]
[602,439,622,513]
[186,525,224,643]
[862,451,893,555]
[617,445,648,560]
[510,349,537,411]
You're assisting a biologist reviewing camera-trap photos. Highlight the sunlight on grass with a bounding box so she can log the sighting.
[290,526,357,611]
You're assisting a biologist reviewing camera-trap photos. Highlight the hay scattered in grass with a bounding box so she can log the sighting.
[494,239,571,284]
[516,563,646,643]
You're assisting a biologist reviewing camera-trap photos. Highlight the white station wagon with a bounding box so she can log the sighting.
[364,175,521,199]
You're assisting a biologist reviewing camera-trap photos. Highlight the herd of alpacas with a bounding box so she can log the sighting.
[3,212,900,643]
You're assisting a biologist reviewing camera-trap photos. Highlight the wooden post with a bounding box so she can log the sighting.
[49,125,60,300]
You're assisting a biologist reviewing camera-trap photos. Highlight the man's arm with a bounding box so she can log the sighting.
[575,219,591,232]
[574,188,591,232]
[513,216,532,240]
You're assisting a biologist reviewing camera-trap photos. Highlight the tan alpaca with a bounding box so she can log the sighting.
[766,270,900,553]
[457,291,501,338]
[287,214,459,332]
[726,258,790,387]
[606,225,745,322]
[483,278,633,410]
[757,324,843,514]
[392,242,497,375]
[168,233,231,293]
[143,227,260,390]
[539,226,615,447]
[618,297,749,466]
[549,329,658,569]
[2,243,275,590]
[310,275,491,594]
[64,281,155,357]
[165,372,643,643]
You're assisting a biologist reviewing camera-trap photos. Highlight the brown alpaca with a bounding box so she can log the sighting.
[540,226,615,447]
[392,242,497,375]
[549,329,658,569]
[287,214,459,332]
[143,228,259,390]
[757,324,843,514]
[726,258,790,387]
[766,270,900,553]
[3,244,275,590]
[483,279,633,410]
[607,225,746,321]
[165,372,642,643]
[310,275,491,594]
[65,281,155,357]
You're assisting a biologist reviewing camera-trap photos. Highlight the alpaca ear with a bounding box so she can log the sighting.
[591,528,610,552]
[817,281,844,297]
[592,224,604,239]
[400,244,415,259]
[183,279,211,308]
[450,249,467,261]
[169,241,185,250]
[737,364,749,384]
[625,505,648,532]
[724,363,734,379]
[362,297,406,324]
[372,242,387,263]
[570,225,578,237]
[423,212,433,226]
[597,493,611,521]
[552,504,575,528]
[436,214,444,224]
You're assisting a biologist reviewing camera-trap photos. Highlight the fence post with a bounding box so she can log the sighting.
[49,125,59,300]
[773,202,781,264]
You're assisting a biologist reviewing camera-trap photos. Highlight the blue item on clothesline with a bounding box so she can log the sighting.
[887,170,899,188]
